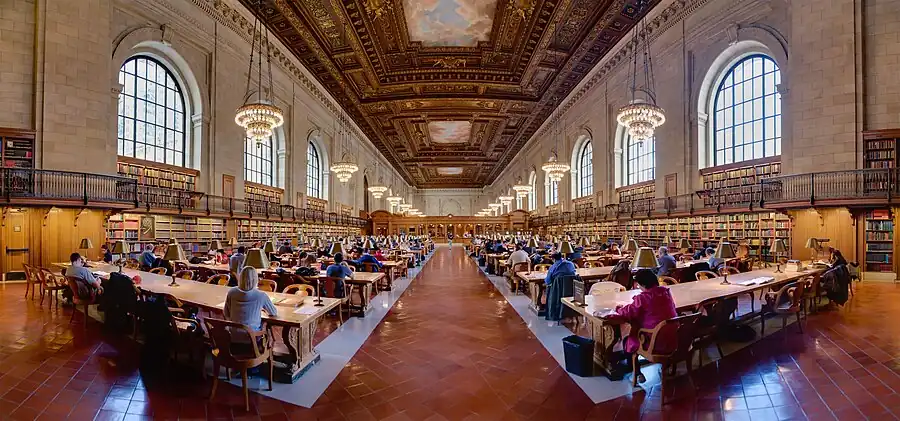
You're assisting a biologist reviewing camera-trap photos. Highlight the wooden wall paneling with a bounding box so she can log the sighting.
[1,208,30,280]
[788,208,858,262]
[39,208,106,268]
[222,174,235,198]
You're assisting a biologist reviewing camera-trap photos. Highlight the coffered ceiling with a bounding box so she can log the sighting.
[240,0,659,188]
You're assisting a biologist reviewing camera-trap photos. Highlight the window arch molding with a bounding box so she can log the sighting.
[570,132,593,199]
[111,34,205,170]
[697,39,788,169]
[306,129,329,200]
[528,170,537,211]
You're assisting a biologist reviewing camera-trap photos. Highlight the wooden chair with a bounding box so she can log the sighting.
[268,261,281,270]
[204,318,273,411]
[361,262,380,273]
[173,261,189,272]
[159,293,205,367]
[533,264,551,272]
[718,266,740,276]
[65,276,98,331]
[587,261,605,268]
[125,258,141,269]
[23,264,40,300]
[801,273,824,316]
[258,279,277,293]
[208,274,230,286]
[322,276,352,324]
[509,262,529,294]
[632,313,701,404]
[572,257,586,268]
[847,261,860,296]
[658,276,679,286]
[695,270,718,281]
[173,270,194,280]
[693,297,738,366]
[283,283,315,296]
[761,280,807,336]
[589,281,626,295]
[149,267,168,275]
[39,268,67,308]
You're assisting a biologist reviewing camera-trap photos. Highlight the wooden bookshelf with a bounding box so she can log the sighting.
[307,197,327,212]
[700,157,780,207]
[117,157,198,191]
[106,213,225,255]
[0,128,35,168]
[618,182,655,203]
[862,129,900,169]
[244,182,283,203]
[864,209,893,273]
[573,197,594,211]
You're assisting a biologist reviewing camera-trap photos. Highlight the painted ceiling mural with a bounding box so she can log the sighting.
[402,0,498,47]
[243,0,661,187]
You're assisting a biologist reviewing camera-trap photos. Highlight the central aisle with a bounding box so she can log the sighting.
[308,246,599,420]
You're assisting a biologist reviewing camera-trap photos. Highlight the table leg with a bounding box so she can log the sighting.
[528,281,547,316]
[590,321,628,380]
[273,318,321,383]
[358,283,368,316]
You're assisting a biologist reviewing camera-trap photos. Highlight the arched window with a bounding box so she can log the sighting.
[117,56,187,166]
[244,137,274,186]
[307,142,323,199]
[545,174,559,206]
[528,171,537,211]
[711,54,781,166]
[626,136,655,185]
[576,141,593,198]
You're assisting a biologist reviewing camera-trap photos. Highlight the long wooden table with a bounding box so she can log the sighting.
[561,267,824,379]
[55,262,341,383]
[516,267,615,315]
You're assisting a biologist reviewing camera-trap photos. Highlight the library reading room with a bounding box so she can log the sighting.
[1,0,899,419]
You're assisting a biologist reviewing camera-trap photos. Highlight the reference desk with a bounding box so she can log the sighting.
[561,267,824,379]
[55,263,341,383]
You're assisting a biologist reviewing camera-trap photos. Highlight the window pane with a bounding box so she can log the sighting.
[117,56,187,167]
[710,55,781,166]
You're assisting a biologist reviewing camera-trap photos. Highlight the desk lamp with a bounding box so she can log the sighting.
[209,240,223,253]
[263,240,275,255]
[559,240,574,257]
[111,240,128,272]
[678,238,691,254]
[714,242,736,284]
[163,243,187,286]
[631,247,658,270]
[79,238,93,259]
[329,242,345,257]
[662,236,672,248]
[771,239,788,273]
[579,237,590,248]
[312,237,322,250]
[805,237,820,262]
[363,238,373,250]
[527,237,538,249]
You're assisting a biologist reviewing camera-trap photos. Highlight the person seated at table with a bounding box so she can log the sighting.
[297,251,317,267]
[278,240,293,255]
[606,269,677,382]
[599,243,609,252]
[357,249,383,271]
[569,247,583,261]
[544,252,577,321]
[508,245,530,269]
[229,246,246,282]
[215,249,229,265]
[139,245,156,270]
[224,267,278,343]
[325,253,354,298]
[706,247,723,270]
[657,246,677,276]
[608,243,621,255]
[64,252,104,301]
[373,248,386,261]
[829,248,847,266]
[100,244,113,264]
[493,241,508,254]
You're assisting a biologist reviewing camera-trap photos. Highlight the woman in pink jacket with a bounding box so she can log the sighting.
[605,269,677,383]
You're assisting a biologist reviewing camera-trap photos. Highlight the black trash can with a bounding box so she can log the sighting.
[562,335,594,377]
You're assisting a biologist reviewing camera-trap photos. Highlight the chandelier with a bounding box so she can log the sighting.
[386,192,402,205]
[367,173,388,198]
[488,203,502,214]
[616,0,665,144]
[399,203,412,212]
[512,177,532,198]
[542,151,570,182]
[498,194,514,208]
[236,2,284,147]
[330,155,358,183]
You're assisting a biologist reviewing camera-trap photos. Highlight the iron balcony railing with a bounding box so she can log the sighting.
[761,168,900,205]
[0,168,137,206]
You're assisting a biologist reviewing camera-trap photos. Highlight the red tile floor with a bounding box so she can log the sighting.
[1,248,899,420]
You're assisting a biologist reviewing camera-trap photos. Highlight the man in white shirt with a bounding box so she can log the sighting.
[508,245,530,268]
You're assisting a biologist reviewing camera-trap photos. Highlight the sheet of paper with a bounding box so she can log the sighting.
[93,271,110,278]
[293,306,319,315]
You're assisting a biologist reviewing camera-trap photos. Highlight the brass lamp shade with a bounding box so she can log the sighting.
[111,240,127,254]
[312,238,322,248]
[527,237,539,248]
[621,234,629,245]
[209,240,223,251]
[230,237,238,247]
[579,237,590,247]
[162,243,187,261]
[678,238,691,249]
[631,247,658,269]
[559,240,575,255]
[714,242,737,259]
[662,236,672,246]
[804,237,820,250]
[79,238,93,249]
[329,242,345,257]
[719,236,728,244]
[362,238,373,249]
[244,248,270,269]
[169,237,179,245]
[263,241,276,254]
[771,239,788,254]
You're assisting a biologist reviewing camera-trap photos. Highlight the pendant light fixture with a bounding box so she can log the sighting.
[542,100,570,182]
[330,111,359,183]
[235,0,284,147]
[616,0,665,144]
[498,188,514,212]
[367,163,388,199]
[512,175,532,198]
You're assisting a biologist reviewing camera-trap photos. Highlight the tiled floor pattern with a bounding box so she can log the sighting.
[0,247,898,420]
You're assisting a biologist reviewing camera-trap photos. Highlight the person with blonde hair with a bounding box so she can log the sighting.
[224,267,278,334]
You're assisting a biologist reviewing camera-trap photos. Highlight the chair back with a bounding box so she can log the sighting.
[149,267,167,275]
[269,261,281,270]
[208,274,230,285]
[638,313,701,360]
[173,261,188,272]
[258,279,277,292]
[658,276,679,286]
[65,276,93,304]
[203,318,267,365]
[533,264,551,272]
[572,258,586,268]
[125,259,140,269]
[587,261,605,268]
[173,270,194,280]
[283,283,315,296]
[695,270,718,280]
[511,262,529,274]
[322,276,349,299]
[697,297,738,327]
[718,266,740,276]
[39,268,60,287]
[589,281,626,295]
[362,262,379,273]
[806,272,824,296]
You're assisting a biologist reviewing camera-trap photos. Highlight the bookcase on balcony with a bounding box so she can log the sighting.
[117,157,198,208]
[617,182,655,203]
[862,129,900,169]
[0,128,35,169]
[106,213,226,255]
[700,158,781,207]
[244,183,283,203]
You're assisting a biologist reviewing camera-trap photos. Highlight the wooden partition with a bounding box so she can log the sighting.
[789,208,859,263]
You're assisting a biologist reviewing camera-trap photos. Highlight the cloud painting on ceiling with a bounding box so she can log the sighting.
[403,0,497,47]
[428,121,471,144]
[437,167,463,175]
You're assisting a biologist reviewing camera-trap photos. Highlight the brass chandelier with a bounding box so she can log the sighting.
[616,0,665,143]
[542,102,570,182]
[330,111,359,183]
[512,176,532,198]
[235,0,284,147]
